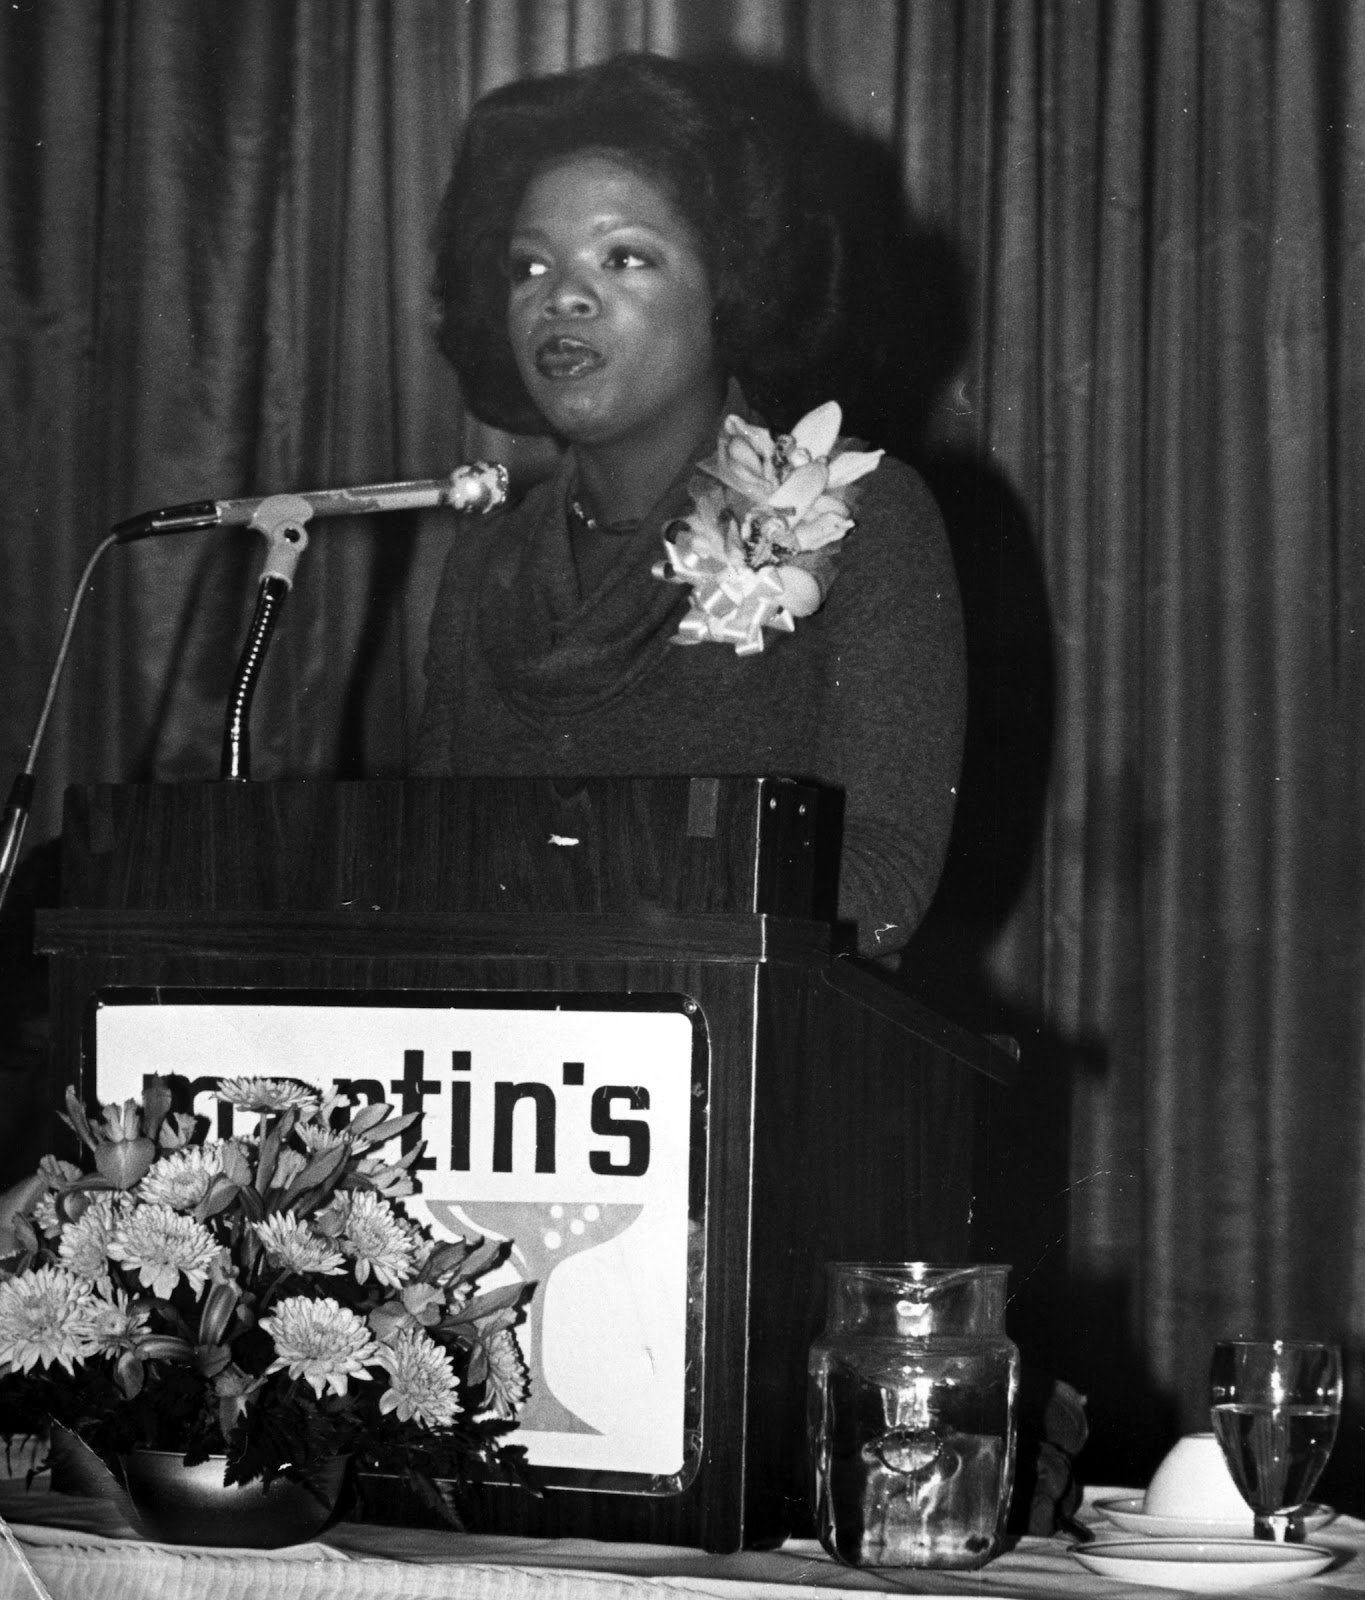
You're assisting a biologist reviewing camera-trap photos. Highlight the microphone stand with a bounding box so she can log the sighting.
[0,534,121,917]
[220,495,311,782]
[0,498,304,914]
[0,462,508,911]
[217,466,505,779]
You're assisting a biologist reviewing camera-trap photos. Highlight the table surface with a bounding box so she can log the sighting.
[1,1480,1361,1600]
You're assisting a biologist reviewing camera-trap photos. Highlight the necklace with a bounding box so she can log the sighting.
[568,496,599,536]
[567,493,638,540]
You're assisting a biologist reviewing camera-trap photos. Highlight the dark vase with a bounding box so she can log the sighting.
[119,1450,348,1548]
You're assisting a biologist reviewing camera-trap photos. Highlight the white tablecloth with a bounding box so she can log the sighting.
[1,1482,1361,1600]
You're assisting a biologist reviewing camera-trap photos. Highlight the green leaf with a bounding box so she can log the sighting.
[421,1241,472,1279]
[114,1352,145,1399]
[198,1280,241,1347]
[194,1343,232,1379]
[193,1175,241,1223]
[59,1088,97,1152]
[282,1144,348,1201]
[448,1283,527,1321]
[135,1335,195,1363]
[8,1212,39,1258]
[140,1077,174,1143]
[219,1142,253,1185]
[352,1112,418,1148]
[64,1171,114,1196]
[456,1238,505,1279]
[255,1122,281,1192]
[346,1102,392,1137]
[441,1305,518,1338]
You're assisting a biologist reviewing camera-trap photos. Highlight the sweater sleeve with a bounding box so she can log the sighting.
[816,456,966,960]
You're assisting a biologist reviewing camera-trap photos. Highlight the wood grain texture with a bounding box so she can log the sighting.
[35,909,830,966]
[58,777,822,918]
[746,959,985,1536]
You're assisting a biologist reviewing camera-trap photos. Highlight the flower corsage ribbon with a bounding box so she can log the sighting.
[651,400,882,656]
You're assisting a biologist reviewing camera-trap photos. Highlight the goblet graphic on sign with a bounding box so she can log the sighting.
[427,1199,643,1435]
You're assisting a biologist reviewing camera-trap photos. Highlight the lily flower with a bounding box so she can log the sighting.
[61,1089,158,1190]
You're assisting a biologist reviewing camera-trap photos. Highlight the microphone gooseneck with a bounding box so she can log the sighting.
[221,577,290,782]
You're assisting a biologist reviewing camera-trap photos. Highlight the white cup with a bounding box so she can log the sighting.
[1144,1432,1251,1522]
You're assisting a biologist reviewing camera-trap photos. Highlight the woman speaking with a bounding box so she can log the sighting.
[417,53,965,962]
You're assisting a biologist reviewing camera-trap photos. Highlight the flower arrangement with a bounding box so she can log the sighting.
[653,400,882,655]
[0,1077,531,1521]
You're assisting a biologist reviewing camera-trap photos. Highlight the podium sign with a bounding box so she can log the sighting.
[93,989,708,1487]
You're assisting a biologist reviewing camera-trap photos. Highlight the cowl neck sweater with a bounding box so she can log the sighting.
[477,389,750,726]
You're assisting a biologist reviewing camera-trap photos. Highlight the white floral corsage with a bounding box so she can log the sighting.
[651,401,882,655]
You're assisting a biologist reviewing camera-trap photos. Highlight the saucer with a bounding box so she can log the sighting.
[1071,1538,1336,1592]
[1094,1494,1335,1540]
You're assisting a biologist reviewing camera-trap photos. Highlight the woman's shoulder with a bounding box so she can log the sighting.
[845,448,945,538]
[815,446,961,649]
[830,447,953,596]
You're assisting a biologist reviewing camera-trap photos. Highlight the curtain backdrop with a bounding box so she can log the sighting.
[3,0,1363,1494]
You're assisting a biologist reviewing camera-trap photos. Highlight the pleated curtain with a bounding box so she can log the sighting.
[3,0,1363,1492]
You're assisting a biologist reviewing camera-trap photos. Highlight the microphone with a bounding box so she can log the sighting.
[0,460,510,913]
[112,462,509,542]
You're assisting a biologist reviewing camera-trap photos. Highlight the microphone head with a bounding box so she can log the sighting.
[446,462,509,515]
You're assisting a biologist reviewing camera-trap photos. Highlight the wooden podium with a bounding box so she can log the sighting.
[36,776,1015,1552]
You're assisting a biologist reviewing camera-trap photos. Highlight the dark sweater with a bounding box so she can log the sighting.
[416,442,966,959]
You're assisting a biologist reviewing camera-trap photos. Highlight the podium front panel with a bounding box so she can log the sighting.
[38,777,1015,1551]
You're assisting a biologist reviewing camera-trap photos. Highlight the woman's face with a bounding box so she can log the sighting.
[506,153,724,455]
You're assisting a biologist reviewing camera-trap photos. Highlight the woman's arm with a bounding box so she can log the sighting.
[817,455,966,959]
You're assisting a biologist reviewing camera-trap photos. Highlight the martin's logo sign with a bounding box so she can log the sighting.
[92,991,707,1484]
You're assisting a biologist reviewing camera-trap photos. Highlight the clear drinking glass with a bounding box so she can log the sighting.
[1209,1339,1342,1542]
[807,1263,1019,1570]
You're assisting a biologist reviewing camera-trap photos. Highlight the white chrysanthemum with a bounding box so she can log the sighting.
[216,1078,318,1113]
[260,1295,377,1397]
[376,1328,461,1428]
[106,1204,221,1300]
[57,1193,121,1284]
[138,1145,222,1211]
[339,1191,416,1288]
[253,1214,345,1276]
[77,1288,150,1355]
[0,1266,97,1373]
